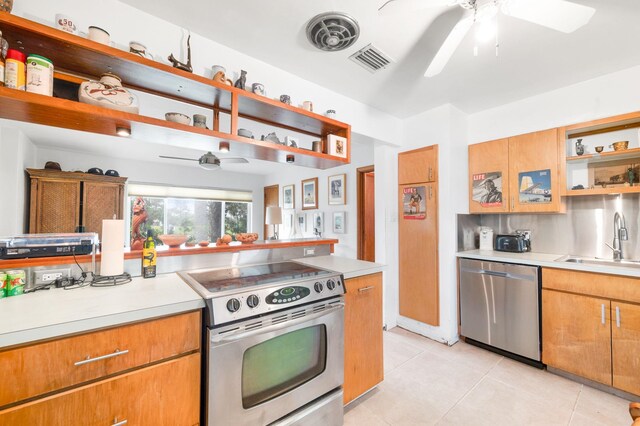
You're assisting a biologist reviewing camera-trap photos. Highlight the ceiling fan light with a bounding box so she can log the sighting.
[199,162,220,171]
[475,19,496,42]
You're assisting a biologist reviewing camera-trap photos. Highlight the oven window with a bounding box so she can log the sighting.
[241,325,327,408]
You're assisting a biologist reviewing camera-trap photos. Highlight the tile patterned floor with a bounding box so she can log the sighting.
[345,327,632,426]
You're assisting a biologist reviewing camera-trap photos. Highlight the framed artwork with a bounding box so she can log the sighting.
[402,186,426,220]
[283,184,295,209]
[471,172,503,208]
[518,169,552,204]
[333,211,346,234]
[313,212,324,236]
[328,173,346,205]
[302,177,318,210]
[297,213,306,232]
[327,134,348,158]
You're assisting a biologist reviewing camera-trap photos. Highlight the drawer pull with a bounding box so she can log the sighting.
[113,419,128,426]
[601,304,606,325]
[74,349,129,366]
[358,286,375,293]
[616,306,621,328]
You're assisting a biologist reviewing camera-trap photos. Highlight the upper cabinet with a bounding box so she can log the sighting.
[0,14,351,169]
[398,145,438,184]
[469,129,564,213]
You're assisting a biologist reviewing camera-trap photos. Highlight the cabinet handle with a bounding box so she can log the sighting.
[616,306,621,328]
[113,420,128,426]
[601,304,606,325]
[429,186,433,200]
[74,349,129,366]
[511,196,515,211]
[429,167,433,181]
[358,286,375,293]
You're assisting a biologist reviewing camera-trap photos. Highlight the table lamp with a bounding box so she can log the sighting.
[266,206,283,240]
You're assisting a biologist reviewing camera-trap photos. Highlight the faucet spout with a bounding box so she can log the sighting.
[612,212,628,261]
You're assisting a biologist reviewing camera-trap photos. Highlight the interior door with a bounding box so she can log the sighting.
[398,182,439,326]
[263,185,279,239]
[612,301,640,395]
[357,166,375,262]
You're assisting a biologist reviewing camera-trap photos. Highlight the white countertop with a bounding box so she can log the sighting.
[457,249,640,278]
[0,273,205,349]
[293,255,385,280]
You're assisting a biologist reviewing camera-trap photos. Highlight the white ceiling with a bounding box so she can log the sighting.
[119,0,640,118]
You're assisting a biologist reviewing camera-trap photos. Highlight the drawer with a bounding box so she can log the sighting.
[542,268,640,304]
[0,310,201,407]
[0,352,201,425]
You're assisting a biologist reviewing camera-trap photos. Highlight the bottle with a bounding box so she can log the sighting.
[0,30,8,87]
[142,231,157,278]
[5,48,26,90]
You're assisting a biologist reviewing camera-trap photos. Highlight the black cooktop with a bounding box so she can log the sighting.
[186,261,331,293]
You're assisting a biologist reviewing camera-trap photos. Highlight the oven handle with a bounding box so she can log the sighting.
[212,302,345,344]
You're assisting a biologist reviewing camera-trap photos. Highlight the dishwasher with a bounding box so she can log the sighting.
[459,258,541,363]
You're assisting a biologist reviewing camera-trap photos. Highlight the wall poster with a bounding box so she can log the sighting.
[519,169,552,204]
[402,186,426,220]
[471,172,503,207]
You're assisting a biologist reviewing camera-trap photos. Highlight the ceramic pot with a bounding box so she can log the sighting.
[55,14,78,35]
[0,0,13,13]
[575,139,584,156]
[302,101,313,112]
[252,83,265,96]
[129,41,153,59]
[211,65,232,85]
[88,26,110,45]
[79,73,139,114]
[279,94,291,105]
[193,114,208,128]
[165,112,190,125]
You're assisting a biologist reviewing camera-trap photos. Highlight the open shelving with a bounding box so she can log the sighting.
[0,13,351,169]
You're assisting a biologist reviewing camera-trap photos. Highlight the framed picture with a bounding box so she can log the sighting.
[297,213,306,232]
[328,174,346,205]
[518,169,552,204]
[283,184,295,209]
[302,177,318,210]
[333,211,345,234]
[313,212,324,236]
[327,134,348,158]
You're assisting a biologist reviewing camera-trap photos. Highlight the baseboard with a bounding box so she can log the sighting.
[547,366,639,400]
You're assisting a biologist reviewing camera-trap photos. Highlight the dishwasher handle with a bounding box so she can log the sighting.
[477,270,509,278]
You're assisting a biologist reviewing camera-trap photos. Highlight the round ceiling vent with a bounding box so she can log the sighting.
[306,12,360,52]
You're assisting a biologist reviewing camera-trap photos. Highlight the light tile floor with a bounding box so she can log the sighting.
[344,327,632,426]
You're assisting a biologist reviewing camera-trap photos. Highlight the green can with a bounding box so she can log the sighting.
[0,272,7,298]
[6,270,25,297]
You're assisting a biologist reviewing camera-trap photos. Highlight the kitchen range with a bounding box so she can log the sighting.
[179,261,346,426]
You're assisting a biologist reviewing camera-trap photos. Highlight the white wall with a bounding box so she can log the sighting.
[263,140,374,259]
[0,129,37,235]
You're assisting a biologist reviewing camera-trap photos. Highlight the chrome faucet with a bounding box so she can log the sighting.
[607,212,628,261]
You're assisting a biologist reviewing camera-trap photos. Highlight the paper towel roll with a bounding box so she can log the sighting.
[101,219,125,276]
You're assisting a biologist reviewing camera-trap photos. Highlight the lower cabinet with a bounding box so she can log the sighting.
[542,268,640,395]
[343,273,384,405]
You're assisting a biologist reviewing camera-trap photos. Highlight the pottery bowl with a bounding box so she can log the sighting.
[238,128,253,138]
[235,233,259,244]
[165,112,191,125]
[198,240,210,247]
[595,146,604,153]
[158,234,188,248]
[611,141,629,151]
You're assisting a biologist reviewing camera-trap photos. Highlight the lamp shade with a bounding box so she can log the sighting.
[265,206,283,225]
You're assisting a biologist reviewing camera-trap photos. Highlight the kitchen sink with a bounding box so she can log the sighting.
[555,255,640,269]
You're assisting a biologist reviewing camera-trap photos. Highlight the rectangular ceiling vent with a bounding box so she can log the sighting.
[349,44,394,73]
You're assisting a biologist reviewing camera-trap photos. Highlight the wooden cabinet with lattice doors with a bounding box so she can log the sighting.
[27,169,126,239]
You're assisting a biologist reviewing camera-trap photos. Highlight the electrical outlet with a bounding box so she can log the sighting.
[35,268,71,285]
[304,248,316,257]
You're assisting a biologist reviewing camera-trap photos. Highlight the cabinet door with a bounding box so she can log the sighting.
[468,139,510,213]
[344,273,383,405]
[82,182,124,240]
[0,353,200,425]
[612,301,640,395]
[398,145,438,184]
[398,183,439,326]
[31,179,80,233]
[542,289,612,385]
[508,129,562,213]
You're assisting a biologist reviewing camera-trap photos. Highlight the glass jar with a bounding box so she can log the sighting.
[0,30,8,87]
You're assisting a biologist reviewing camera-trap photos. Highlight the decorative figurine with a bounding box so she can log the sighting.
[234,70,247,90]
[279,94,291,105]
[575,139,585,156]
[168,34,193,73]
[212,65,232,85]
[261,132,282,144]
[628,168,635,187]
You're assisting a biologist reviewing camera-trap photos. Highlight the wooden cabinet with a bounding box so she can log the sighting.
[468,129,563,213]
[398,145,437,184]
[0,311,201,423]
[542,268,640,395]
[27,169,126,239]
[344,273,383,405]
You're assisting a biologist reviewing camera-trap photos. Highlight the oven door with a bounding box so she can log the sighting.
[207,302,344,426]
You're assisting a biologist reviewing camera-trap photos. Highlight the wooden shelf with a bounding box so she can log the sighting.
[0,13,351,168]
[566,147,640,164]
[565,111,640,139]
[565,186,640,197]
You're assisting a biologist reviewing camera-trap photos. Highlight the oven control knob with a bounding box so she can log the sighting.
[327,279,336,290]
[247,294,260,308]
[226,298,241,313]
[314,282,323,293]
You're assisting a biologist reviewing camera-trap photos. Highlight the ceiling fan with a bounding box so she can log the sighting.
[379,0,596,77]
[159,152,249,170]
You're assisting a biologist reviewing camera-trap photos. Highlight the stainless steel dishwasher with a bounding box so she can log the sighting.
[459,258,541,363]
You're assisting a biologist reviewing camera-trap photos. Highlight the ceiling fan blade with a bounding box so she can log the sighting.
[501,0,595,33]
[379,0,458,16]
[424,15,473,77]
[219,157,249,164]
[159,155,198,161]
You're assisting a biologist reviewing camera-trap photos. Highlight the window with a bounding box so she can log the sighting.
[127,184,252,248]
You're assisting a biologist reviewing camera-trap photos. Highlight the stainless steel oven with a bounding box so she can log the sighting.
[179,261,346,426]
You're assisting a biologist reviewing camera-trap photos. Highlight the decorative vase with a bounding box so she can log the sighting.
[575,139,585,156]
[78,73,139,114]
[0,0,13,13]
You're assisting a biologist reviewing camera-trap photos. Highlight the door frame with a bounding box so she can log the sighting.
[356,165,375,260]
[263,184,279,239]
